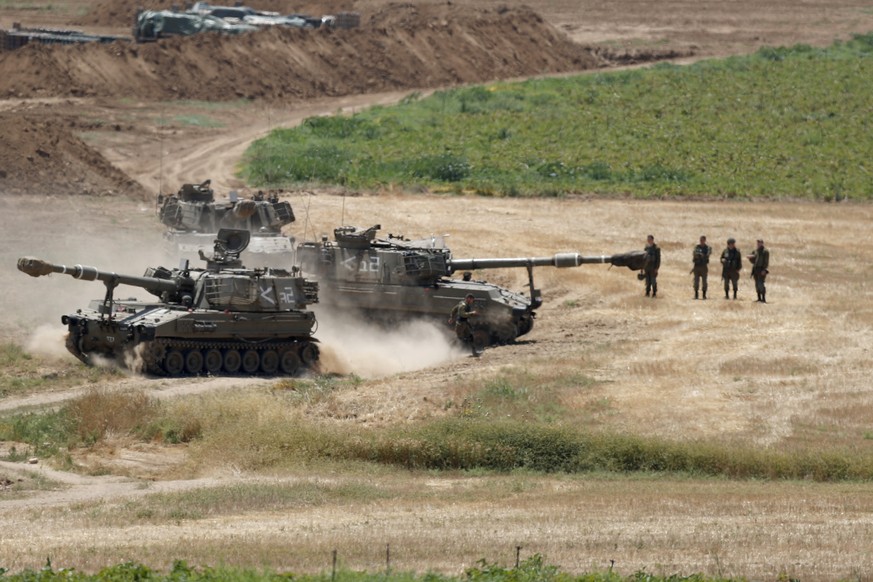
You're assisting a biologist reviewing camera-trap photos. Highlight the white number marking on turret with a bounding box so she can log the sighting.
[279,287,298,304]
[341,254,381,272]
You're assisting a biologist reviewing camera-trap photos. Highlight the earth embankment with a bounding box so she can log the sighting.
[1,4,609,102]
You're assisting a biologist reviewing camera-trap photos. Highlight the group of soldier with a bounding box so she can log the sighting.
[642,235,770,302]
[451,233,771,357]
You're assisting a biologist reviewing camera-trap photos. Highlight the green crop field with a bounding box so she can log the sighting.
[241,35,873,199]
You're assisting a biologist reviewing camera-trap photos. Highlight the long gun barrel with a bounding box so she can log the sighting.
[448,251,647,273]
[17,257,179,293]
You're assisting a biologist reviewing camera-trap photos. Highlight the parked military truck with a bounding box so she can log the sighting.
[157,179,296,265]
[18,229,319,376]
[297,225,646,345]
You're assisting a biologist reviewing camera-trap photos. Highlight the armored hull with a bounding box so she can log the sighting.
[298,225,646,345]
[20,230,320,376]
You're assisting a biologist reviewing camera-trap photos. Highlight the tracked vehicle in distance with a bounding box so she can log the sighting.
[157,179,296,265]
[297,225,646,345]
[18,229,319,376]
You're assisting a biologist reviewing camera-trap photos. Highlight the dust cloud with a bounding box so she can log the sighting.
[0,196,167,343]
[25,324,69,360]
[314,310,464,378]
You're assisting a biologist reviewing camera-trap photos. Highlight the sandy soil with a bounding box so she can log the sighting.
[3,0,873,578]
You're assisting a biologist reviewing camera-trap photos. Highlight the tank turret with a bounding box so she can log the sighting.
[297,225,645,345]
[18,229,319,376]
[157,179,296,264]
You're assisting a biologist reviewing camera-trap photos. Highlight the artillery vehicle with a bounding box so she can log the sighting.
[157,179,296,265]
[297,225,646,345]
[18,229,320,377]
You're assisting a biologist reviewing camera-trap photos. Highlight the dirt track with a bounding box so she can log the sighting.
[4,0,873,578]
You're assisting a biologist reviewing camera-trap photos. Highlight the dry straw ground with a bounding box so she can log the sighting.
[4,194,873,580]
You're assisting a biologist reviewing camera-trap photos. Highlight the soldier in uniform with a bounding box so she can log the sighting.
[691,235,711,299]
[747,239,770,303]
[720,237,742,299]
[449,293,482,355]
[643,234,661,298]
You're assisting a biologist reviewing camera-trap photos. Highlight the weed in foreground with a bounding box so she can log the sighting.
[0,556,746,581]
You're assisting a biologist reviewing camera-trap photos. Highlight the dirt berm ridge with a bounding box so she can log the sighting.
[0,110,148,196]
[1,3,606,101]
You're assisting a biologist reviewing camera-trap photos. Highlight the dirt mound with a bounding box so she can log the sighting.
[0,110,148,197]
[2,3,603,102]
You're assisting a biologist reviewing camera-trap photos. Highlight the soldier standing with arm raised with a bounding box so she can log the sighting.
[449,293,483,356]
[691,235,712,300]
[720,237,742,299]
[747,239,770,303]
[643,234,661,298]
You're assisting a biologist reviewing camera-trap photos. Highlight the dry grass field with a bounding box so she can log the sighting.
[3,0,873,579]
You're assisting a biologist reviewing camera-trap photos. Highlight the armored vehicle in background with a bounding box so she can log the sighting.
[158,179,296,265]
[18,229,319,377]
[297,225,646,345]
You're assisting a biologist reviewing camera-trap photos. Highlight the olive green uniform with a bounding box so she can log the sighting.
[450,299,477,342]
[720,246,742,299]
[692,243,711,299]
[644,243,661,297]
[750,246,770,302]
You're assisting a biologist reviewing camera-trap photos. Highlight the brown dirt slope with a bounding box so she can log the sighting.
[0,111,147,196]
[2,4,606,102]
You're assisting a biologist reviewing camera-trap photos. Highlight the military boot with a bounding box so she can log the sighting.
[694,290,699,300]
[724,289,729,299]
[733,290,737,300]
[702,290,707,300]
[761,292,766,303]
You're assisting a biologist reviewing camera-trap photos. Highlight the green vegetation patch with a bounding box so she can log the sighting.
[0,342,122,399]
[0,389,188,461]
[6,383,873,481]
[242,34,873,199]
[79,481,388,523]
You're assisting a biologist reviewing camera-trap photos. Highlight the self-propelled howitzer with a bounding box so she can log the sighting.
[297,225,646,345]
[158,179,297,265]
[18,229,320,376]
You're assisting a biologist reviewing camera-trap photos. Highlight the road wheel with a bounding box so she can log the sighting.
[300,342,319,367]
[204,349,223,374]
[241,349,260,374]
[260,349,279,375]
[223,349,241,374]
[279,349,300,375]
[184,349,204,375]
[164,349,185,376]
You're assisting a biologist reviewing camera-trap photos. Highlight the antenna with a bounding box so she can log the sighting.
[158,105,165,196]
[341,192,346,226]
[302,190,313,243]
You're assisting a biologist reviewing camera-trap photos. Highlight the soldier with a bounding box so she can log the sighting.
[747,239,770,303]
[449,293,482,355]
[720,237,742,299]
[643,234,661,298]
[691,235,712,299]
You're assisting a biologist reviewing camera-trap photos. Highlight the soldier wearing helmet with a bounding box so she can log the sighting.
[642,234,661,298]
[747,239,770,303]
[449,293,482,355]
[691,235,712,300]
[720,238,742,299]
